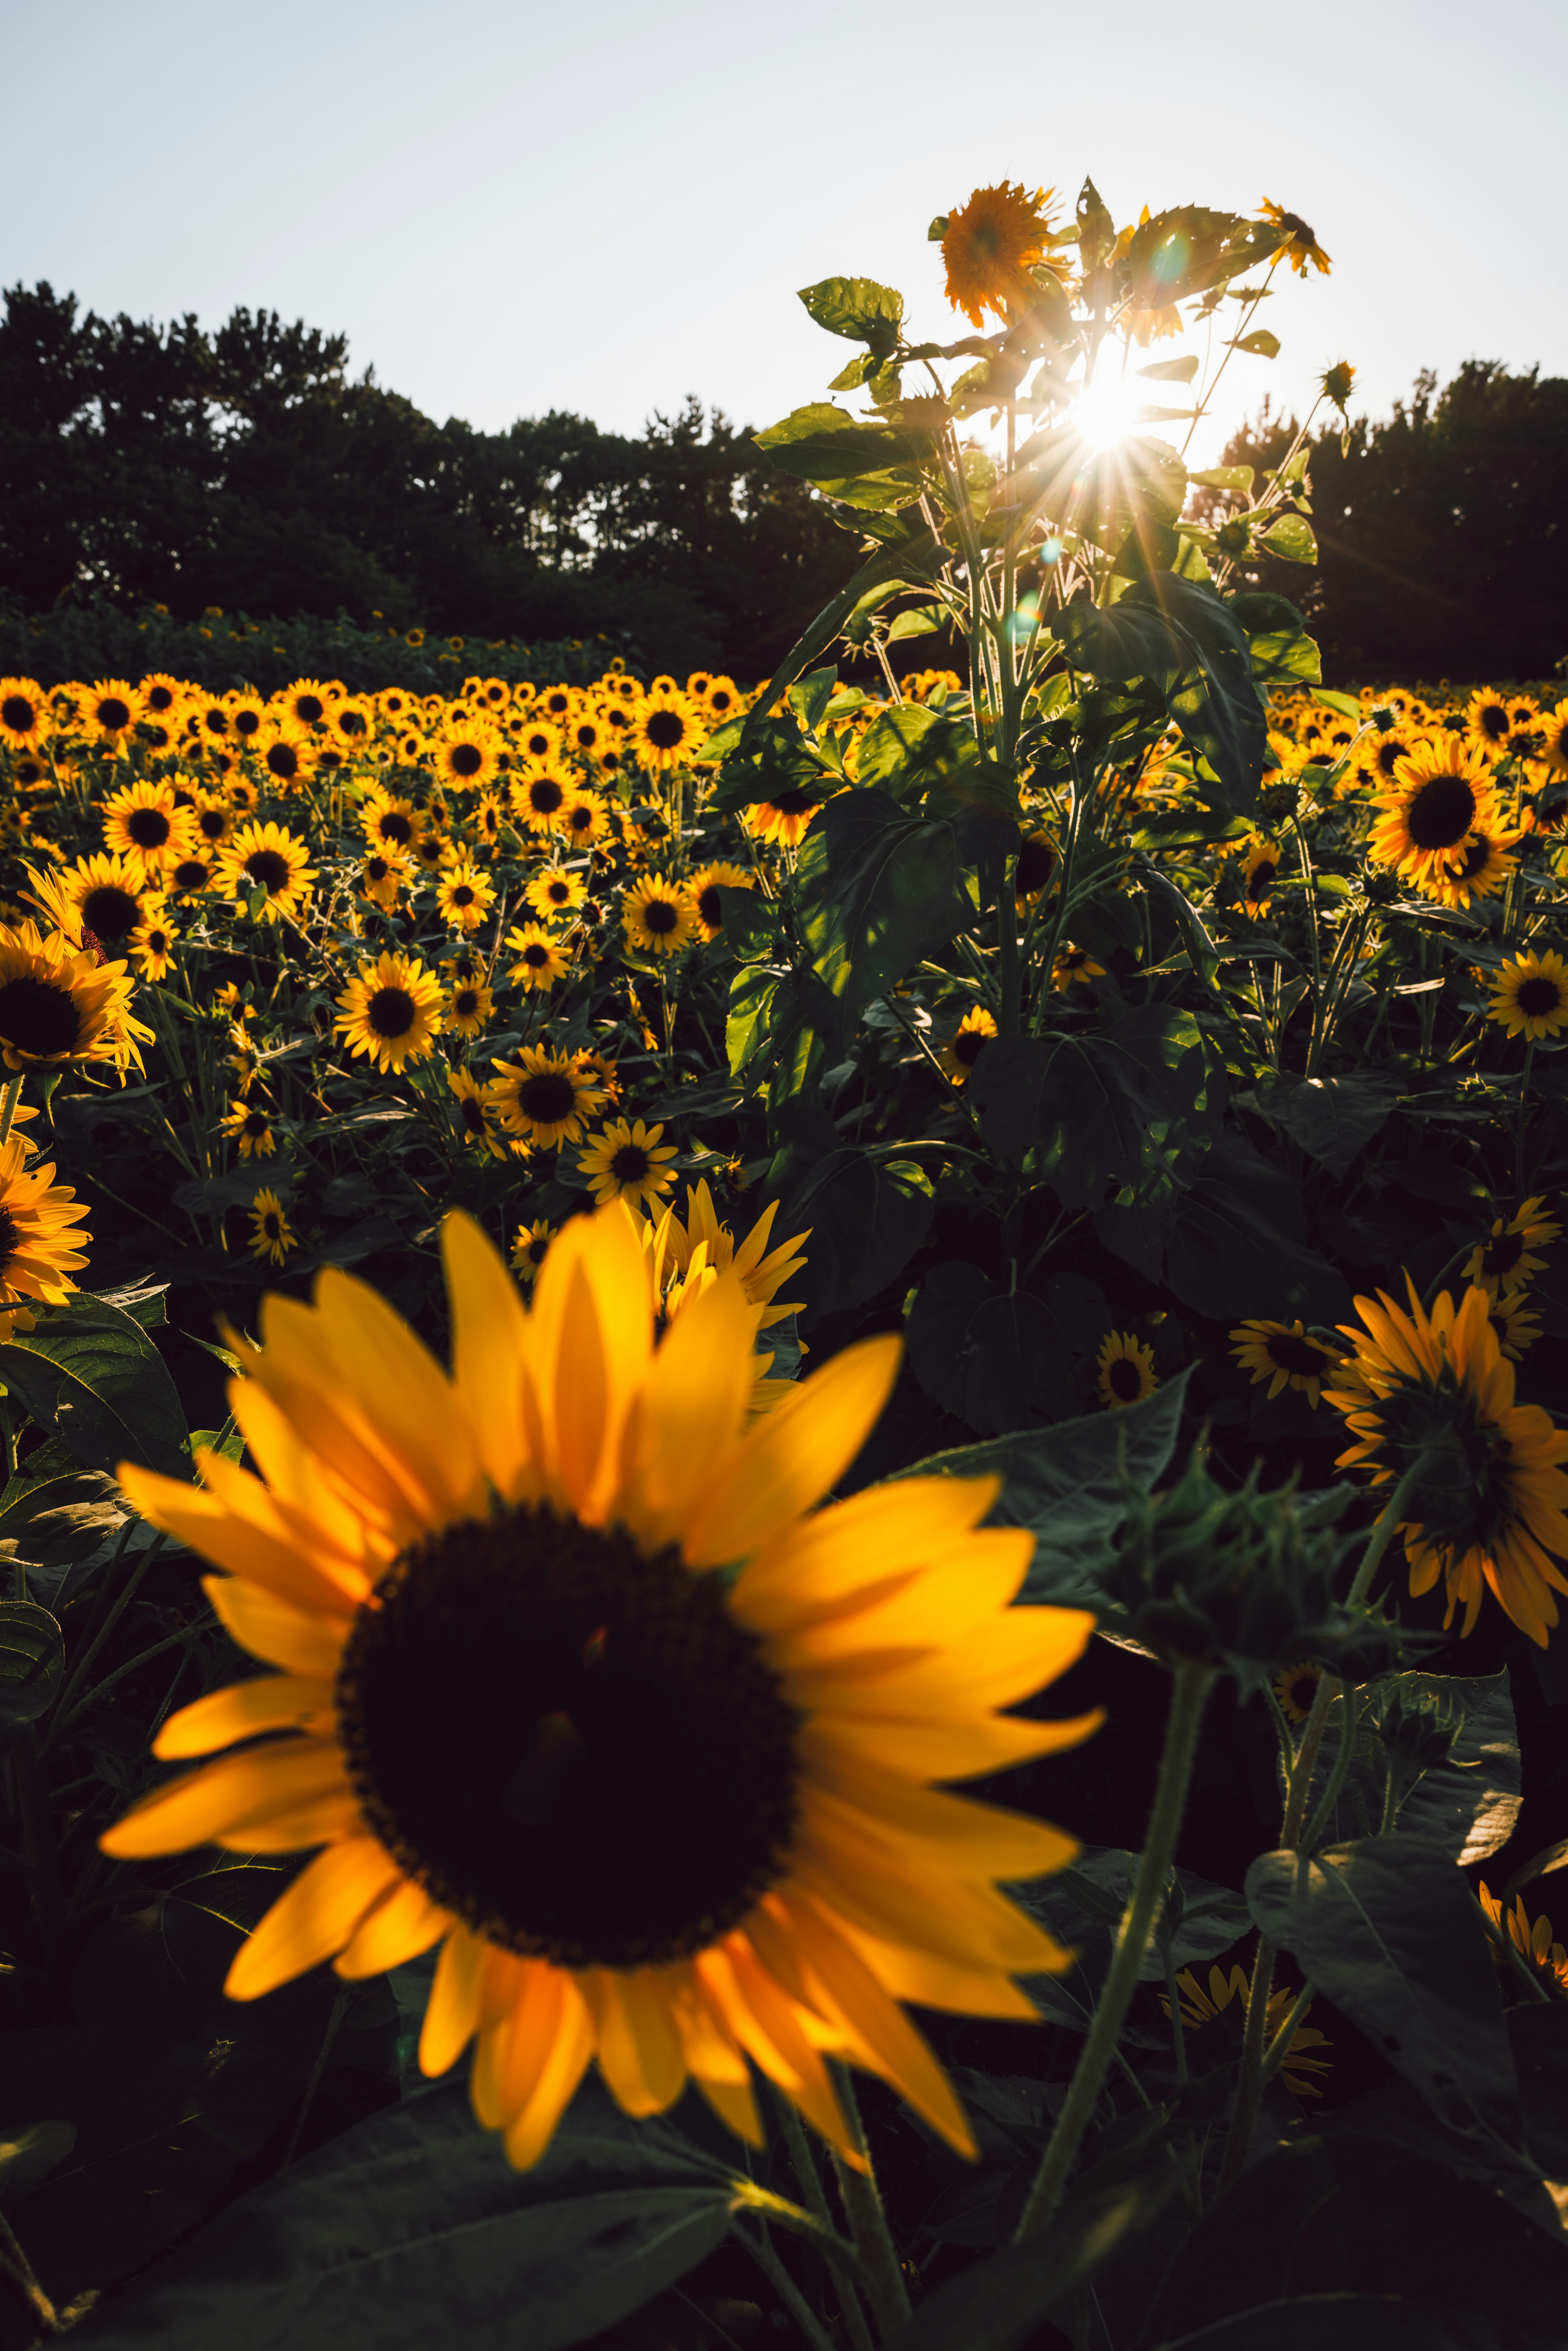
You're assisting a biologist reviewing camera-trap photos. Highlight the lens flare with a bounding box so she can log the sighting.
[1074,377,1143,451]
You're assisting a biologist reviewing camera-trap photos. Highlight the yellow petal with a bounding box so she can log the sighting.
[215,1789,365,1851]
[226,1836,402,1999]
[799,1708,1102,1785]
[119,1462,368,1617]
[696,1941,855,2161]
[503,1974,595,2168]
[761,1532,1034,1670]
[694,2070,763,2146]
[496,1960,568,2120]
[616,1272,755,1549]
[335,1879,451,1979]
[732,1475,1002,1629]
[831,1910,1048,2016]
[100,1740,349,1858]
[421,1923,488,2076]
[441,1210,533,1498]
[804,1771,1077,1879]
[202,1574,352,1677]
[791,1802,1062,1973]
[583,1968,688,2117]
[684,1335,902,1567]
[154,1672,333,1759]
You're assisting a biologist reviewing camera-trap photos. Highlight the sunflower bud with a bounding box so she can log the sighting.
[1375,1682,1463,1785]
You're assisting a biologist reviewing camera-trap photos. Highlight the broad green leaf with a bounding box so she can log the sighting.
[792,788,971,1045]
[1261,513,1318,563]
[754,403,930,499]
[1310,686,1364,720]
[1124,206,1245,305]
[773,1145,933,1328]
[1058,574,1265,815]
[1137,353,1200,384]
[0,1295,192,1482]
[1157,1135,1346,1323]
[0,1598,63,1730]
[1283,1672,1520,1865]
[1190,465,1254,494]
[725,965,782,1078]
[1245,1835,1522,2158]
[1229,328,1281,359]
[885,602,948,642]
[1261,1071,1401,1179]
[1248,622,1322,690]
[969,1006,1216,1211]
[797,275,904,345]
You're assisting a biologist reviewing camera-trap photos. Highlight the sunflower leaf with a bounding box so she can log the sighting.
[0,1598,64,1731]
[0,1295,191,1484]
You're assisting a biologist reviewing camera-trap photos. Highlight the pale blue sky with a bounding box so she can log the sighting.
[4,0,1564,468]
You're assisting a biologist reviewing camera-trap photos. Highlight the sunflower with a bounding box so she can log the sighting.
[939,1006,997,1085]
[1259,198,1331,276]
[472,792,506,853]
[487,1050,604,1149]
[1052,943,1105,991]
[218,822,318,924]
[1463,1199,1561,1299]
[138,671,186,720]
[510,765,573,835]
[1365,723,1416,785]
[1014,829,1056,908]
[1467,688,1512,748]
[410,829,451,876]
[249,1188,296,1266]
[1534,700,1568,778]
[524,868,588,921]
[1324,1279,1568,1646]
[443,976,493,1039]
[435,725,501,793]
[254,729,316,792]
[705,677,742,724]
[334,952,443,1075]
[621,874,697,958]
[1230,1319,1344,1409]
[0,914,145,1074]
[101,1205,1095,2171]
[278,680,333,730]
[435,864,497,935]
[1478,1883,1568,1997]
[167,853,218,902]
[1418,822,1518,910]
[29,851,147,947]
[1241,836,1282,914]
[644,1183,809,1336]
[1165,1965,1332,2095]
[359,791,423,856]
[225,771,262,815]
[1096,1331,1158,1411]
[1272,1660,1325,1725]
[942,181,1057,328]
[222,1099,278,1160]
[0,680,48,747]
[1488,951,1568,1043]
[516,718,562,767]
[447,1066,506,1158]
[1369,739,1499,889]
[560,789,610,849]
[502,924,567,994]
[360,851,408,913]
[688,862,755,943]
[128,903,178,983]
[564,711,612,760]
[745,787,829,849]
[579,1118,679,1213]
[98,779,193,882]
[189,791,234,851]
[631,691,703,772]
[330,697,374,749]
[0,1137,91,1314]
[1489,1294,1543,1363]
[510,1219,556,1284]
[84,680,145,743]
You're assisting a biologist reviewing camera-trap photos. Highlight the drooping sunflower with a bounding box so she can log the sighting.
[0,1137,91,1313]
[101,1206,1096,2170]
[1418,822,1518,910]
[219,822,318,924]
[435,864,497,936]
[621,874,697,958]
[1241,836,1282,914]
[510,765,572,835]
[942,182,1058,328]
[29,852,147,947]
[444,978,494,1040]
[504,923,570,994]
[524,868,588,921]
[1324,1279,1568,1646]
[128,903,178,983]
[1488,951,1568,1043]
[1369,739,1499,889]
[0,680,48,747]
[1165,1965,1332,2095]
[1230,1319,1344,1410]
[222,1099,277,1160]
[1096,1331,1158,1412]
[745,786,830,849]
[632,691,703,772]
[1052,943,1105,991]
[84,680,145,743]
[334,953,443,1075]
[486,1050,604,1149]
[1259,198,1331,277]
[249,1188,296,1266]
[360,852,408,913]
[1272,1660,1325,1725]
[510,1218,556,1284]
[579,1118,679,1213]
[939,1006,997,1085]
[1014,829,1056,909]
[447,1066,506,1159]
[688,862,755,944]
[1463,1198,1561,1299]
[0,916,145,1072]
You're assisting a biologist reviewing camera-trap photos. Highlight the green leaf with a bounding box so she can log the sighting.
[1284,1672,1520,1863]
[0,1294,192,1483]
[792,788,971,1047]
[772,1146,933,1328]
[885,603,949,642]
[890,1369,1191,1609]
[1156,1135,1346,1322]
[1124,207,1245,305]
[1190,465,1254,495]
[1076,178,1117,273]
[73,2078,734,2351]
[754,403,930,504]
[738,525,943,751]
[1158,2297,1523,2347]
[0,1438,125,1543]
[1058,574,1266,815]
[0,1598,63,1730]
[91,1277,169,1330]
[1229,328,1281,359]
[798,275,904,345]
[1310,687,1364,721]
[1245,1835,1523,2158]
[787,665,838,735]
[1137,354,1200,384]
[725,965,782,1079]
[1260,1070,1402,1179]
[969,1007,1216,1211]
[1260,513,1318,563]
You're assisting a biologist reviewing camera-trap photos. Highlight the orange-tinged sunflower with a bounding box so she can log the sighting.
[560,789,610,849]
[1324,1280,1568,1646]
[218,822,318,924]
[1466,688,1512,749]
[102,1206,1096,2171]
[1230,1319,1343,1409]
[524,868,588,921]
[1463,1198,1561,1299]
[642,1182,809,1337]
[1534,699,1568,778]
[1479,1882,1568,1997]
[622,874,697,957]
[510,1218,556,1284]
[1096,1332,1157,1411]
[27,851,148,947]
[254,728,316,793]
[360,790,423,857]
[1488,951,1568,1043]
[128,903,178,983]
[578,1118,679,1213]
[359,851,408,913]
[0,915,146,1072]
[1368,738,1499,889]
[435,724,501,793]
[1052,943,1105,991]
[334,952,443,1074]
[510,765,573,835]
[0,1136,91,1314]
[942,182,1058,328]
[277,679,334,730]
[487,1050,605,1149]
[1418,822,1518,910]
[100,778,192,880]
[1259,198,1331,277]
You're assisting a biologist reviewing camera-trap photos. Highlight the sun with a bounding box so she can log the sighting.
[1073,375,1143,452]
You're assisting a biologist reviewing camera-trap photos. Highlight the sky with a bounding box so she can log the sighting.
[4,0,1565,474]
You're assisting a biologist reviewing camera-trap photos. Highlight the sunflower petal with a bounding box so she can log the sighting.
[420,1923,488,2076]
[334,1879,451,1979]
[100,1740,348,1858]
[153,1672,332,1759]
[225,1837,402,1999]
[503,1975,595,2168]
[684,1336,901,1567]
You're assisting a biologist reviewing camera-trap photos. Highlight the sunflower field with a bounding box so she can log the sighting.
[2,178,1568,2351]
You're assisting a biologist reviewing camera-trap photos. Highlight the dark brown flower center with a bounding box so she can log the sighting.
[1,696,36,733]
[245,849,291,894]
[126,807,172,849]
[517,1070,577,1124]
[449,743,484,776]
[1107,1355,1143,1401]
[376,811,415,846]
[609,1145,651,1183]
[294,695,326,725]
[0,976,82,1056]
[953,1026,987,1068]
[197,807,228,841]
[1516,977,1562,1018]
[1016,836,1055,896]
[1265,1332,1331,1377]
[335,1504,800,1966]
[264,742,301,779]
[641,898,679,935]
[645,711,687,751]
[1246,859,1277,900]
[80,885,140,939]
[368,987,417,1039]
[96,698,132,732]
[1405,773,1477,852]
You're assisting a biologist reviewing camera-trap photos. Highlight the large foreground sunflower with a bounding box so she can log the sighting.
[942,181,1058,328]
[102,1208,1097,2169]
[1324,1280,1568,1645]
[0,1137,91,1314]
[0,917,147,1074]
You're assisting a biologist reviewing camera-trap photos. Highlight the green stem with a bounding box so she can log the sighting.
[0,2206,58,2337]
[1259,1982,1316,2087]
[1299,1683,1358,1850]
[1515,1040,1535,1198]
[772,2087,875,2351]
[42,1533,168,1753]
[0,1071,24,1148]
[1015,1661,1216,2241]
[1219,1933,1278,2190]
[735,2227,839,2351]
[827,2069,910,2338]
[998,857,1022,1036]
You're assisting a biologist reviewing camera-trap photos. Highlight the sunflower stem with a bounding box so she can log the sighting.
[734,2224,840,2351]
[1015,1660,1216,2242]
[1259,1981,1316,2086]
[1514,1040,1535,1197]
[825,2068,910,2340]
[772,2086,877,2351]
[0,1072,24,1147]
[1300,1682,1362,1850]
[1218,1933,1278,2190]
[0,2206,58,2337]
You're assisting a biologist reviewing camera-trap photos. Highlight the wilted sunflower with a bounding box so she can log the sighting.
[0,916,145,1072]
[510,1218,556,1284]
[1052,943,1105,991]
[487,1050,604,1149]
[1488,951,1568,1043]
[1463,1199,1561,1298]
[1241,836,1282,914]
[1259,198,1331,277]
[510,766,572,835]
[942,181,1058,328]
[1096,1331,1158,1411]
[335,952,443,1075]
[219,822,318,924]
[689,862,754,943]
[504,924,569,994]
[436,864,497,935]
[0,680,48,747]
[29,851,147,946]
[447,1066,506,1158]
[622,874,697,958]
[939,1006,997,1085]
[444,978,494,1040]
[1369,739,1499,889]
[1419,822,1518,910]
[1325,1279,1568,1646]
[249,1188,296,1266]
[579,1118,679,1213]
[101,1206,1096,2170]
[128,903,178,983]
[1230,1319,1343,1409]
[360,852,408,913]
[1165,1964,1332,2095]
[524,869,588,921]
[0,1136,91,1313]
[222,1099,277,1160]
